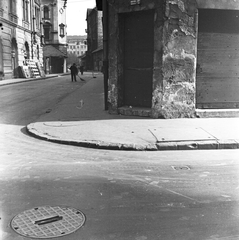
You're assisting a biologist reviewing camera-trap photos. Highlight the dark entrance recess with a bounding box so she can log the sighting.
[122,10,154,108]
[51,57,64,73]
[0,38,3,78]
[196,9,239,109]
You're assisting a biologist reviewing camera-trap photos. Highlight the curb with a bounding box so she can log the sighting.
[0,73,70,87]
[26,123,239,151]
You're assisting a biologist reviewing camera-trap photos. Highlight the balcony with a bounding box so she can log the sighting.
[8,13,18,24]
[22,20,30,29]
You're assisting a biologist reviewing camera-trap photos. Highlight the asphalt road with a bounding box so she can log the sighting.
[0,75,239,240]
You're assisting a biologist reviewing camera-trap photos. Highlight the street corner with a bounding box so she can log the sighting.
[26,122,61,142]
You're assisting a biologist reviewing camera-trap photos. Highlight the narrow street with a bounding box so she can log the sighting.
[0,76,239,240]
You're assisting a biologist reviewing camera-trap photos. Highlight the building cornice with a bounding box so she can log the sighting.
[0,16,32,34]
[0,16,42,38]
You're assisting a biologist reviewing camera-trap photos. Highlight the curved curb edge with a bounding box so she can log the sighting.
[26,124,239,151]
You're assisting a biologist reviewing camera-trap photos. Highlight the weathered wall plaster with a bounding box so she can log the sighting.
[107,0,237,118]
[159,0,198,118]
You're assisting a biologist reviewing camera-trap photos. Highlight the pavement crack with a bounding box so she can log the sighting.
[199,127,217,140]
[164,188,200,203]
[148,129,159,143]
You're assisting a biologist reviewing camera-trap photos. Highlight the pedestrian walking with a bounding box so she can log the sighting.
[79,65,84,75]
[69,63,78,82]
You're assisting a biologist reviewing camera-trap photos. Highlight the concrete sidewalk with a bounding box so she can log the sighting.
[22,73,239,151]
[0,73,70,86]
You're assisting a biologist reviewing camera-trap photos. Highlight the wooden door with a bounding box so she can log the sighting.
[123,10,154,108]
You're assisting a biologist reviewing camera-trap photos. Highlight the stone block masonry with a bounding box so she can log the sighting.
[107,0,198,119]
[158,0,198,118]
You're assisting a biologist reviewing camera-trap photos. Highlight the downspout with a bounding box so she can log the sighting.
[30,0,34,59]
[103,0,108,110]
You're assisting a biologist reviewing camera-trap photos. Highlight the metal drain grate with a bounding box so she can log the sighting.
[172,165,191,170]
[11,206,85,239]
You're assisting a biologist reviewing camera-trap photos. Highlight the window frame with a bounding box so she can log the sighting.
[43,6,50,19]
[22,0,29,22]
[35,5,40,30]
[43,24,51,41]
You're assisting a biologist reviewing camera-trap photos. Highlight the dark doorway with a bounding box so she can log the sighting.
[51,57,64,73]
[123,10,154,108]
[24,42,30,59]
[196,9,239,108]
[11,38,18,78]
[0,38,3,79]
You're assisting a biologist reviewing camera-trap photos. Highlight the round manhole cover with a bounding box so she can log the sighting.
[11,206,85,238]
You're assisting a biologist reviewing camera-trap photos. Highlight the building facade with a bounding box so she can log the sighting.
[85,7,103,71]
[0,0,43,80]
[41,0,67,74]
[97,0,239,118]
[67,35,87,58]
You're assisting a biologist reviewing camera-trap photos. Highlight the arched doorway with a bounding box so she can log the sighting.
[24,42,30,59]
[37,45,40,60]
[11,38,18,78]
[0,38,3,79]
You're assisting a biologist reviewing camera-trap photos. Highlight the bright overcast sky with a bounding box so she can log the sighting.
[66,0,96,36]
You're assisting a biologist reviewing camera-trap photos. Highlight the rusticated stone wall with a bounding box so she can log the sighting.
[107,0,198,118]
[156,0,198,118]
[106,0,239,118]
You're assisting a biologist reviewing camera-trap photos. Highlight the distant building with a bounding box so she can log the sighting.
[0,0,43,80]
[41,0,67,74]
[85,7,103,71]
[67,35,87,58]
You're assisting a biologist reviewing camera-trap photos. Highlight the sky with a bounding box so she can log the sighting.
[66,0,96,36]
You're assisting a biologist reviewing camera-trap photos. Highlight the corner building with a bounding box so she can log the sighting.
[97,0,239,118]
[41,0,67,74]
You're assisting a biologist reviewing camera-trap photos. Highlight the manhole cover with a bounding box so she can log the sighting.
[11,206,85,238]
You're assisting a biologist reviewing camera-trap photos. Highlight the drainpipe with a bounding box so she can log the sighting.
[103,0,108,110]
[30,0,34,59]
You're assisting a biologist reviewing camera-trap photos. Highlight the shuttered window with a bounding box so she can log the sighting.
[196,9,239,109]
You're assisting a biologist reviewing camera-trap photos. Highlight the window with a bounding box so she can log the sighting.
[59,23,65,38]
[43,25,51,40]
[35,6,40,29]
[22,0,29,22]
[10,0,17,14]
[43,6,49,19]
